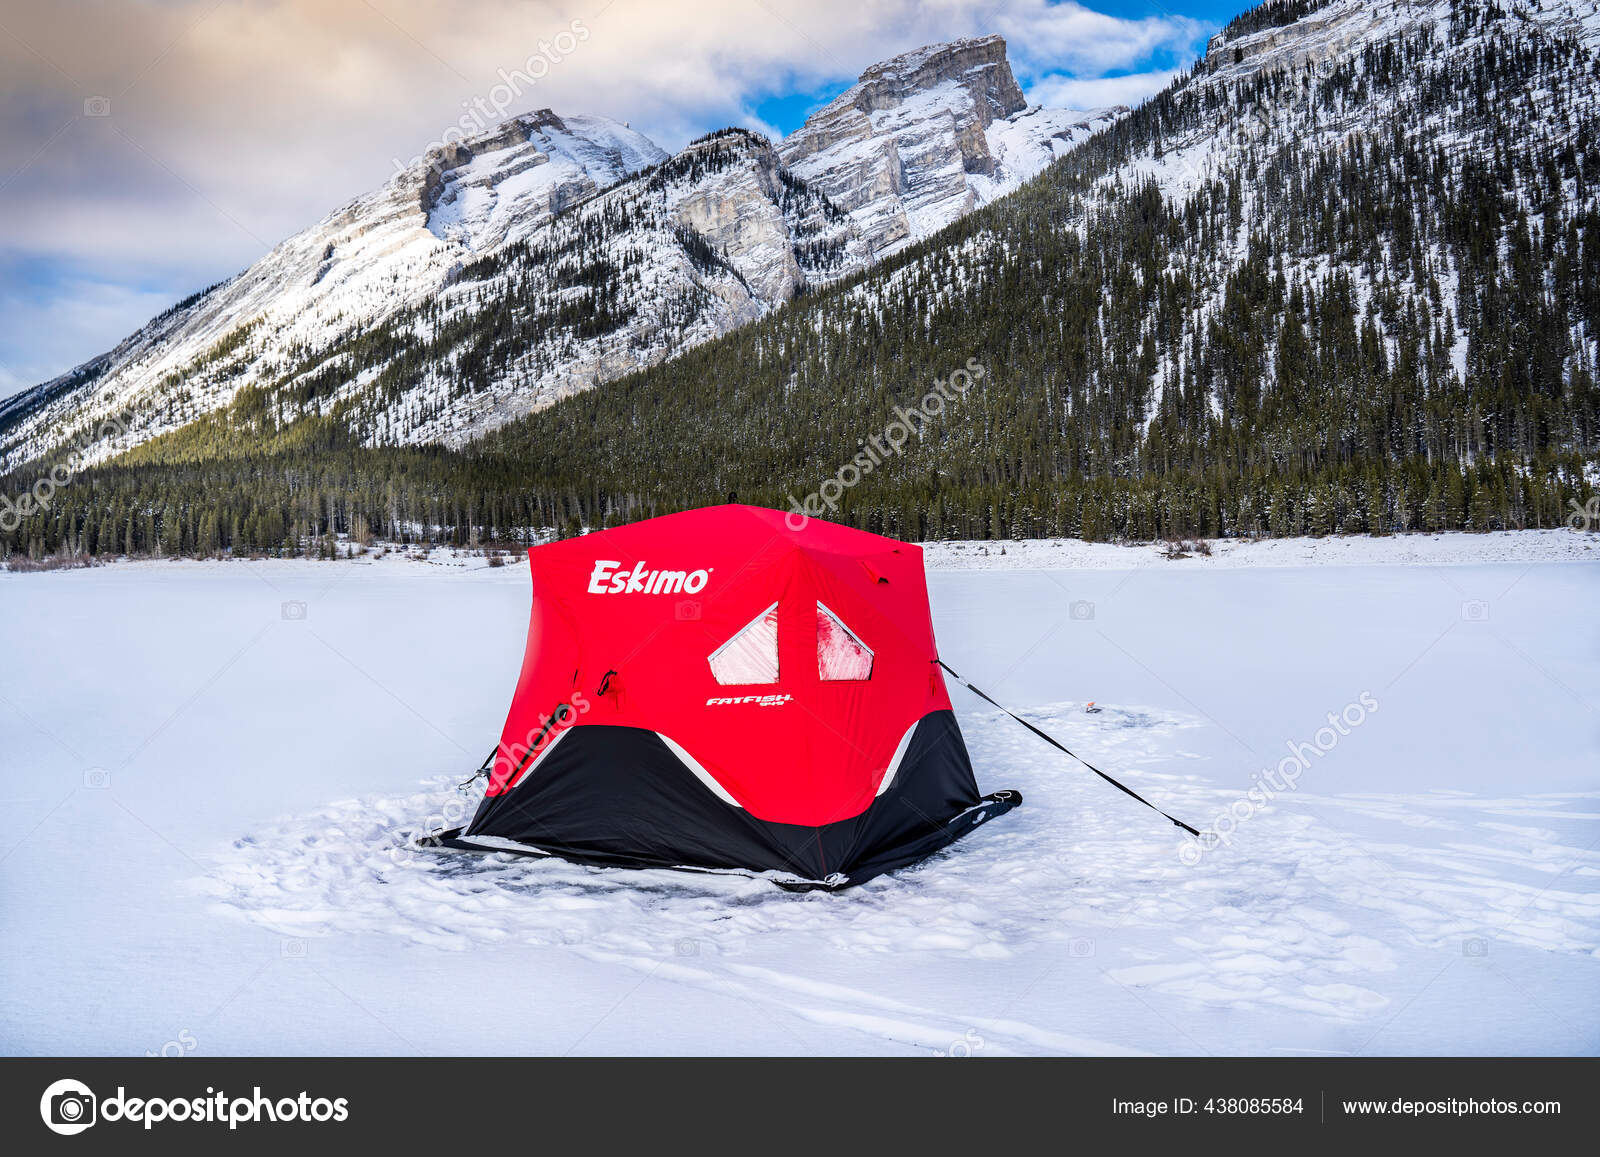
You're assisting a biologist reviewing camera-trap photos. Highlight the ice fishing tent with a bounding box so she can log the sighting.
[428,505,1019,889]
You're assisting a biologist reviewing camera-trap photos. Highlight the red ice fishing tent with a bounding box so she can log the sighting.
[426,505,1019,890]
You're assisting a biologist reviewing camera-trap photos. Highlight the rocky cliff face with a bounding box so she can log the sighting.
[0,37,1119,468]
[780,35,1121,252]
[359,128,864,447]
[671,133,822,307]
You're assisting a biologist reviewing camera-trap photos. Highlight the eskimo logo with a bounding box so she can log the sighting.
[588,560,711,595]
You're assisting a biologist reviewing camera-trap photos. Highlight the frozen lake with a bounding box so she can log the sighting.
[2,536,1596,1055]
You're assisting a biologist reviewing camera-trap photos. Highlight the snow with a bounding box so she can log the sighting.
[983,104,1123,186]
[425,114,667,249]
[2,532,1596,1055]
[922,529,1600,571]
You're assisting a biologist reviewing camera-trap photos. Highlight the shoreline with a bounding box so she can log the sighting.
[4,527,1596,578]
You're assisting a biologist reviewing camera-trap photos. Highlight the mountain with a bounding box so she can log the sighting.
[0,111,668,468]
[778,35,1121,252]
[0,36,1116,472]
[5,0,1598,561]
[452,0,1597,541]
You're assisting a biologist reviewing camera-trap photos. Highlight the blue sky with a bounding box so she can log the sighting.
[0,0,1248,400]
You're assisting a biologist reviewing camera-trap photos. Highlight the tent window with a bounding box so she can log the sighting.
[709,602,780,685]
[817,602,873,681]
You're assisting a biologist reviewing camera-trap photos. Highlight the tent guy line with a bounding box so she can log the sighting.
[935,658,1201,839]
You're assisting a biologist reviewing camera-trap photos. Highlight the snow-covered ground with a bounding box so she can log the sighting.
[2,533,1596,1055]
[921,528,1600,570]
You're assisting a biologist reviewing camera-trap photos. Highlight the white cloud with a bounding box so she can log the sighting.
[733,111,784,144]
[991,1,1206,75]
[0,274,180,393]
[1026,68,1183,111]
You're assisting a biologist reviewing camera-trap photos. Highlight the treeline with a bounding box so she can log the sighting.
[1,449,602,561]
[2,440,1589,562]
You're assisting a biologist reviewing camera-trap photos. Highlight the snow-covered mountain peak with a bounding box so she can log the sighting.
[415,109,667,248]
[849,33,1026,118]
[780,35,1117,252]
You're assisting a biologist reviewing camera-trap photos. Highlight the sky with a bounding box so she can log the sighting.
[0,0,1245,400]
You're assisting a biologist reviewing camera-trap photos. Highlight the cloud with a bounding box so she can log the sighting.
[0,0,1215,396]
[990,1,1208,76]
[0,259,182,391]
[1026,68,1185,111]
